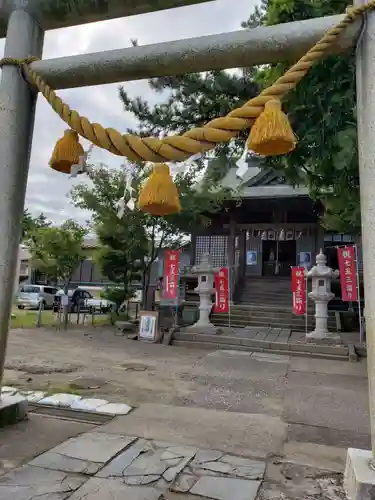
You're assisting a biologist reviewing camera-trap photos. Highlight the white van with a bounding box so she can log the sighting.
[16,284,59,310]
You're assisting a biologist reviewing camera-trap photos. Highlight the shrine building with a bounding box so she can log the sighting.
[185,154,360,331]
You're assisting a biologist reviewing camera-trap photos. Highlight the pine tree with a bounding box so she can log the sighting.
[119,0,359,233]
[120,69,260,184]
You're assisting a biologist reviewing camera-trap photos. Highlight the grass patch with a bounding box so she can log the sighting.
[11,308,56,328]
[45,382,85,396]
[10,307,113,329]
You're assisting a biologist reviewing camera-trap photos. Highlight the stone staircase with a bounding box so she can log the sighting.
[211,277,337,332]
[239,277,298,307]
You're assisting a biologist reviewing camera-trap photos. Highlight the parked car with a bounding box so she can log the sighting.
[16,284,59,310]
[53,289,115,314]
[86,295,115,313]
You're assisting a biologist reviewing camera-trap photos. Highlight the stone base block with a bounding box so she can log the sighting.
[0,393,28,428]
[306,331,341,344]
[344,448,375,499]
[185,324,219,335]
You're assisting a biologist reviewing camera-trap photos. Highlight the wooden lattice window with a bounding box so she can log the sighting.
[195,235,228,267]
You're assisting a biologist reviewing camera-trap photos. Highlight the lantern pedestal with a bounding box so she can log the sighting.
[186,253,219,334]
[344,448,375,500]
[307,250,339,341]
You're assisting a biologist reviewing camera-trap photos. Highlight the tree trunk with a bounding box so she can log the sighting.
[63,279,69,329]
[143,266,152,310]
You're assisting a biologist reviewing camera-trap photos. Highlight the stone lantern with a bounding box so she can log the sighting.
[187,253,218,333]
[307,250,339,340]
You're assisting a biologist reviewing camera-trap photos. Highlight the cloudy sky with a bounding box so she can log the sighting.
[1,0,257,225]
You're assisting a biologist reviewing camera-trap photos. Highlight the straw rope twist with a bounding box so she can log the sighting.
[1,1,374,163]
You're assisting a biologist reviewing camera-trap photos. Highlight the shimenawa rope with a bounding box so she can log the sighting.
[0,2,371,164]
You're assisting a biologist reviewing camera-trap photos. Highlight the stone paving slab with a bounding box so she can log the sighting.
[95,435,265,499]
[0,431,267,500]
[190,476,261,500]
[29,451,103,475]
[68,478,165,500]
[29,432,137,472]
[97,438,198,487]
[189,456,265,479]
[0,465,87,500]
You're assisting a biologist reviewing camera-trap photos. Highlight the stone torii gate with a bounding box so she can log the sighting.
[0,0,373,497]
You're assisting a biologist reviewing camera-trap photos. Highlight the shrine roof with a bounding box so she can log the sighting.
[217,153,309,199]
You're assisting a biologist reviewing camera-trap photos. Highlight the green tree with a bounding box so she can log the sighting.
[242,0,358,233]
[71,166,149,308]
[70,162,233,307]
[28,219,87,290]
[120,69,260,185]
[22,209,51,241]
[120,0,358,233]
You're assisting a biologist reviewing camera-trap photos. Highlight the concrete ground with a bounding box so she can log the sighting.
[0,326,371,498]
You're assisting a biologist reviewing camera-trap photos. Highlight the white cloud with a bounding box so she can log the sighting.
[0,0,257,225]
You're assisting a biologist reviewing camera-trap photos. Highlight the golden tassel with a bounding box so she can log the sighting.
[138,163,181,216]
[247,99,297,156]
[49,129,85,174]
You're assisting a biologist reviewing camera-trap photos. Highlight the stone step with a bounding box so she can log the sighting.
[211,316,335,328]
[211,319,336,332]
[171,333,350,361]
[211,315,336,331]
[239,295,296,302]
[212,308,336,321]
[239,298,293,305]
[241,284,293,290]
[212,322,316,331]
[235,305,315,311]
[240,289,293,294]
[224,305,321,315]
[239,292,292,297]
[172,340,349,361]
[241,285,294,291]
[212,322,332,332]
[230,303,315,311]
[212,312,319,322]
[239,295,296,307]
[211,314,320,325]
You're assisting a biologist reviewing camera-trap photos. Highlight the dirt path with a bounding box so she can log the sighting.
[4,327,207,406]
[2,325,372,478]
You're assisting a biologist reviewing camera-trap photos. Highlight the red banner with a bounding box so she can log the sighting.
[214,267,229,313]
[292,267,306,315]
[338,246,358,302]
[163,250,180,299]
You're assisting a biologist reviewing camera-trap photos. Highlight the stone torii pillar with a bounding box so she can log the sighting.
[344,1,375,497]
[0,9,44,423]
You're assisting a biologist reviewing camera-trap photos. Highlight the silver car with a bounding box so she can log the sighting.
[16,284,59,310]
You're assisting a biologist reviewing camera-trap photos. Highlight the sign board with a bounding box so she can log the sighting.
[138,311,160,342]
[213,267,229,313]
[246,250,257,266]
[337,246,358,302]
[298,252,312,268]
[291,267,306,315]
[163,250,180,299]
